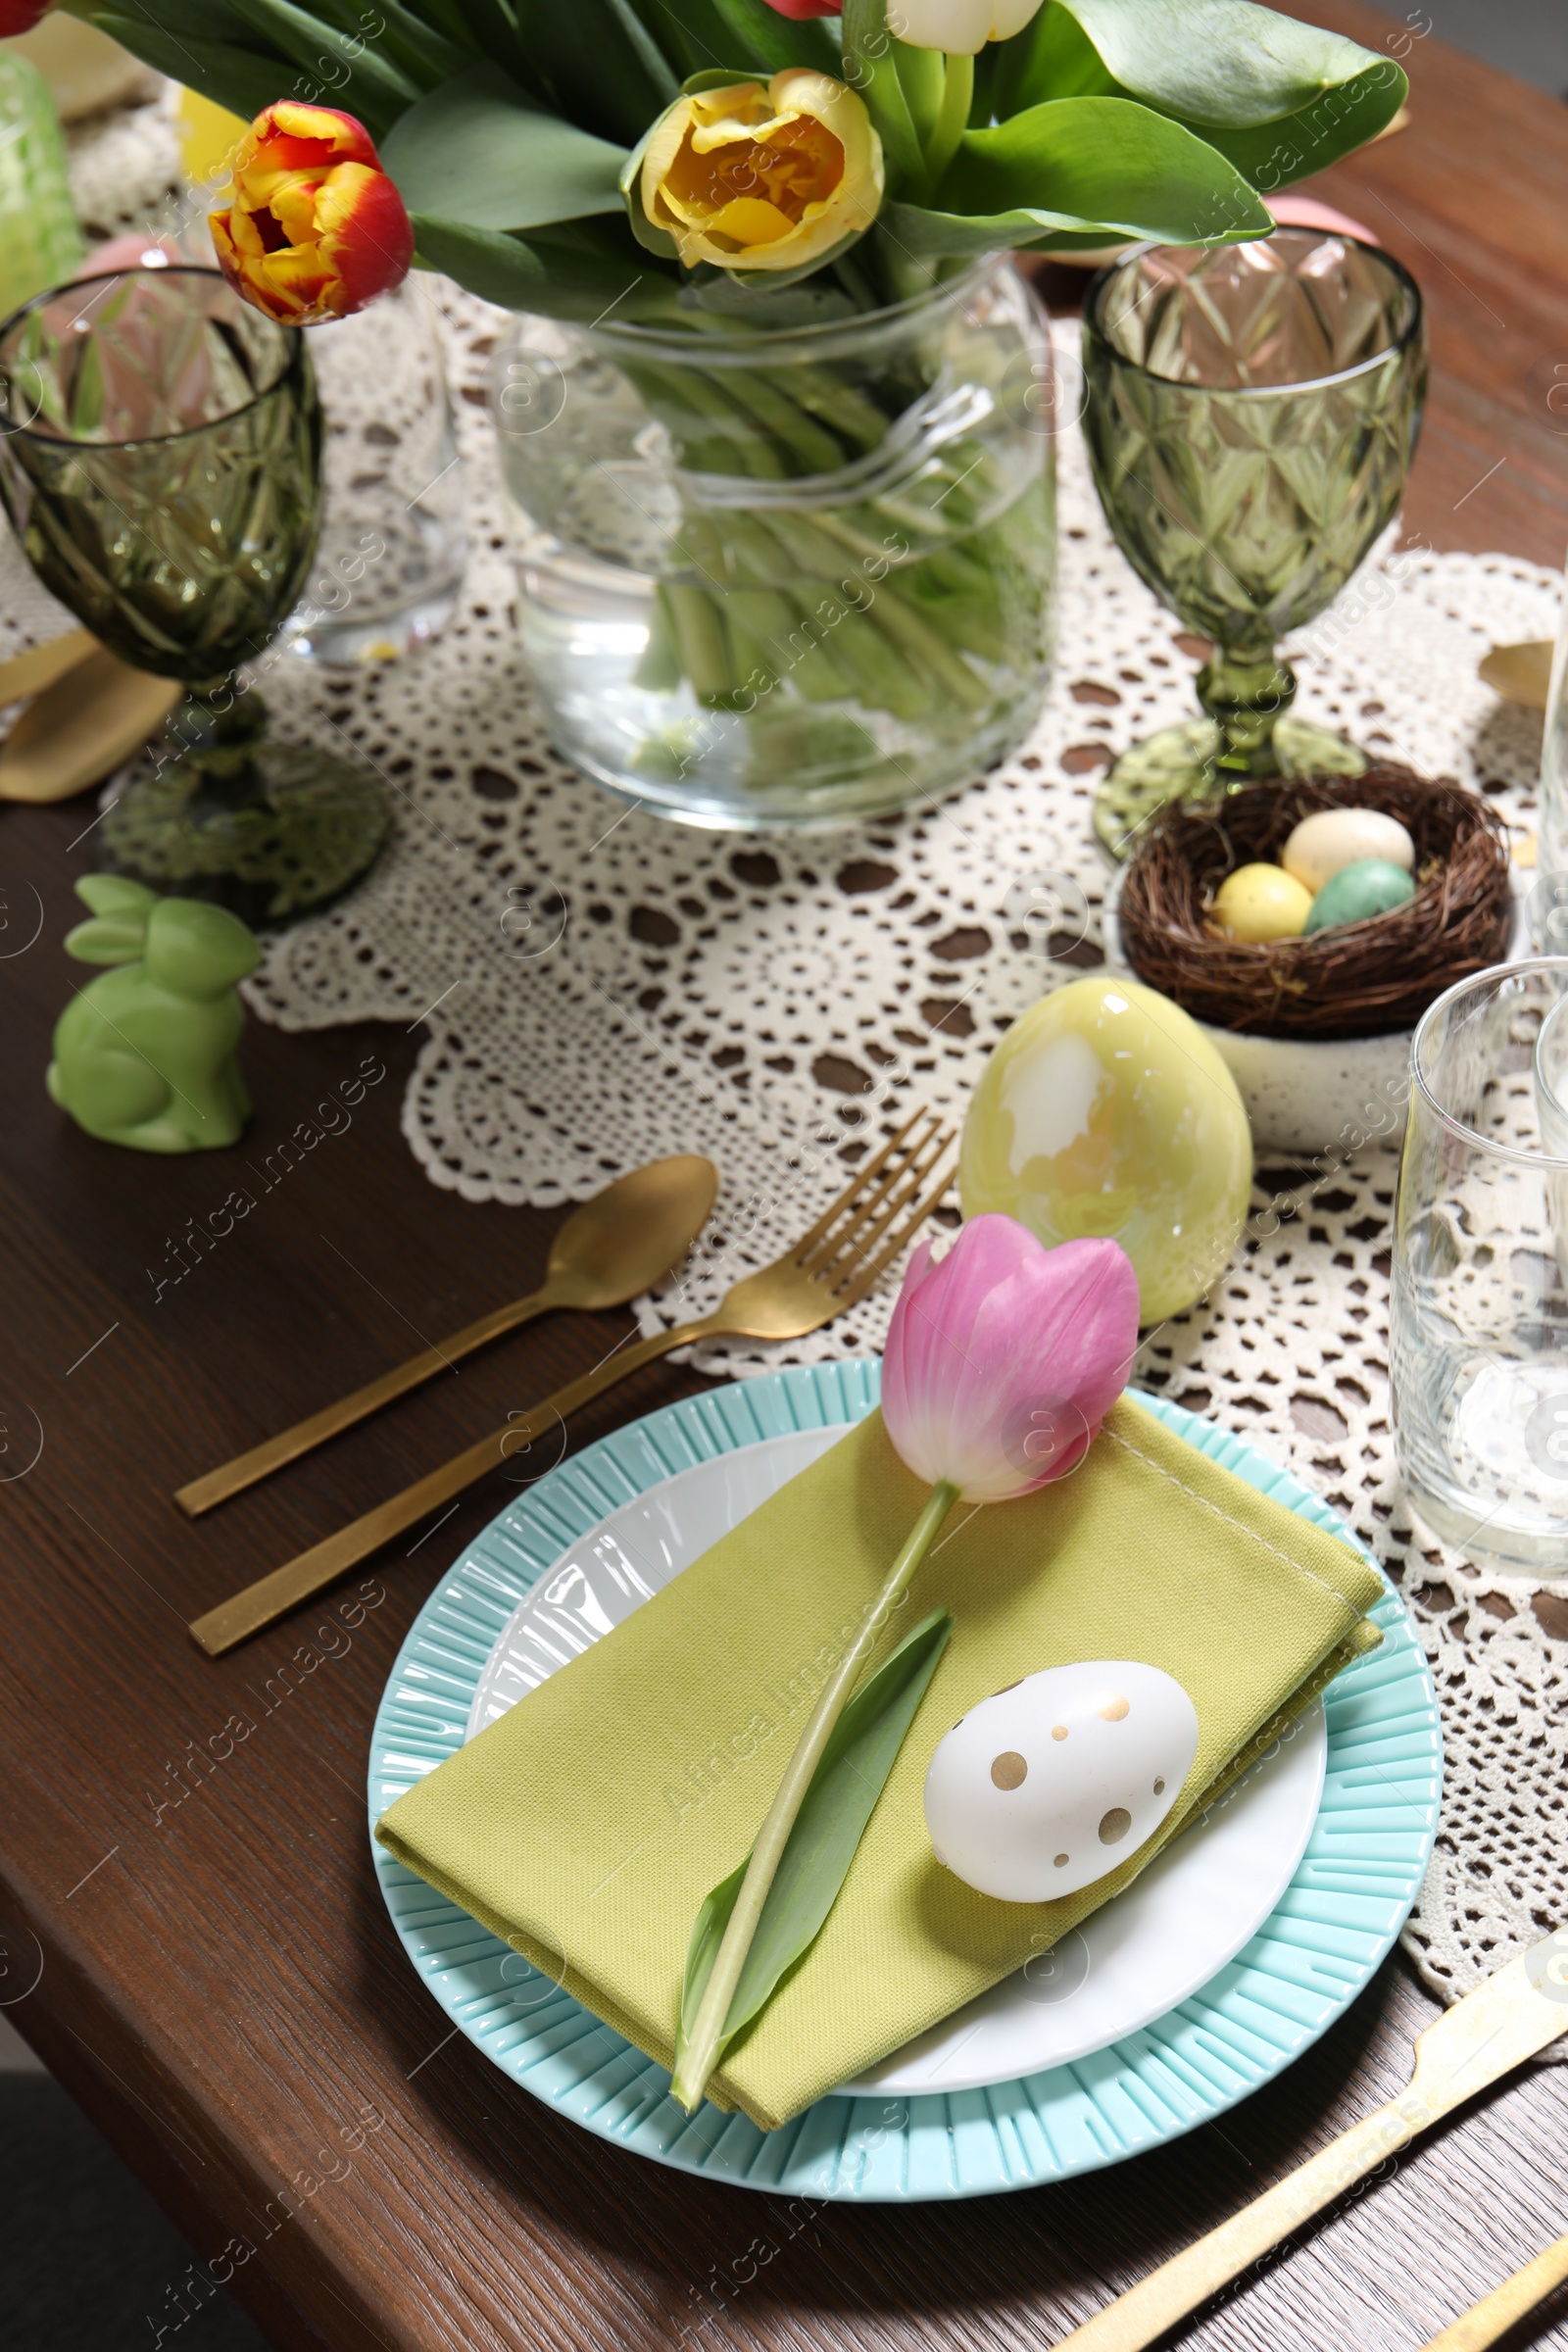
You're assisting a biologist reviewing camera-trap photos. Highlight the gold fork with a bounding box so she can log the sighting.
[189,1109,956,1656]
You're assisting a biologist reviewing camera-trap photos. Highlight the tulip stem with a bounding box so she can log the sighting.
[669,1475,960,2116]
[923,53,974,199]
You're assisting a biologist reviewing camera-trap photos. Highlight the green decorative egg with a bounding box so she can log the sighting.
[959,975,1253,1323]
[1303,857,1415,934]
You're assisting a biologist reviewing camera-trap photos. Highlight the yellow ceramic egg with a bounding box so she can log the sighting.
[1209,863,1313,944]
[959,975,1253,1322]
[1282,807,1414,895]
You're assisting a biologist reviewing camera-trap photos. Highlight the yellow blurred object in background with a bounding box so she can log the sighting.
[177,86,249,187]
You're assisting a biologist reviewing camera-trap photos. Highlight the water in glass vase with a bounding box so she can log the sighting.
[492,263,1057,830]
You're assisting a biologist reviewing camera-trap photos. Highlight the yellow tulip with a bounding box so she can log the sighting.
[638,70,883,273]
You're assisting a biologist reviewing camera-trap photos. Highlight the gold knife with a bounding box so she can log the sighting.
[1057,1934,1568,2351]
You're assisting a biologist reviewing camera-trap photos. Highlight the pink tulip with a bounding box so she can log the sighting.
[759,0,841,16]
[882,1215,1140,1501]
[670,1210,1138,2117]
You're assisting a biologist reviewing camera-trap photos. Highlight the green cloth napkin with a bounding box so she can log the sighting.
[375,1396,1383,2131]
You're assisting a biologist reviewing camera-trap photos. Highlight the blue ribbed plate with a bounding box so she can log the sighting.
[368,1365,1440,2201]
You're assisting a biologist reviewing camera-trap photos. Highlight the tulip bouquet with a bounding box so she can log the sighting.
[671,1213,1140,2113]
[70,0,1406,802]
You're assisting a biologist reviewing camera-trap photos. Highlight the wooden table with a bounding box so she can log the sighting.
[3,9,1568,2348]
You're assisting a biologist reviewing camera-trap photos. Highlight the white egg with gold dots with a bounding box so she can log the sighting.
[923,1660,1200,1902]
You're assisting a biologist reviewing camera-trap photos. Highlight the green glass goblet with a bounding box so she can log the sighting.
[0,266,386,924]
[1081,228,1427,859]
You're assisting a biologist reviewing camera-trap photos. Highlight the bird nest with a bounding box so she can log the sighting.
[1115,766,1514,1041]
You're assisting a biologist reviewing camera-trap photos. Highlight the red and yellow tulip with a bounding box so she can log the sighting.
[209,102,413,327]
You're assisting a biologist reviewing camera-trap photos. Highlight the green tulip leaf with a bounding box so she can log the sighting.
[222,0,420,126]
[426,0,535,85]
[705,0,843,77]
[392,0,486,49]
[1059,0,1393,127]
[841,0,922,193]
[509,0,679,144]
[994,0,1406,189]
[308,0,470,88]
[382,67,629,229]
[623,0,765,82]
[64,6,287,124]
[675,1605,953,2081]
[411,213,683,319]
[932,96,1272,246]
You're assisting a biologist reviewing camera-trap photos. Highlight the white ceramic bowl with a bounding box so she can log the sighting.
[1100,866,1530,1158]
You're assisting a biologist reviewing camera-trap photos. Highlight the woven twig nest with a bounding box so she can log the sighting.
[1116,767,1513,1042]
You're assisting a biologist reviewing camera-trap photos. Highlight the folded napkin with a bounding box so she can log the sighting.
[376,1396,1383,2130]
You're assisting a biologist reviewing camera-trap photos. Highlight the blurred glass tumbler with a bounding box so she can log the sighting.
[1082,228,1426,858]
[279,274,466,666]
[1392,961,1568,1574]
[1540,571,1568,892]
[0,267,386,924]
[0,53,84,322]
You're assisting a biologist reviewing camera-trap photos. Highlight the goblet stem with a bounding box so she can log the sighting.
[1197,649,1297,782]
[165,678,270,810]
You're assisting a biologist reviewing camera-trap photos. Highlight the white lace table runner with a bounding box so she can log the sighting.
[13,95,1568,2020]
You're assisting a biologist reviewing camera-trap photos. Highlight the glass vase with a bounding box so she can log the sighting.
[492,259,1057,830]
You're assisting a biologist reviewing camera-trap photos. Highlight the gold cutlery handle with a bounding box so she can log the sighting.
[1060,1938,1568,2351]
[1422,2232,1568,2351]
[1058,2096,1426,2349]
[175,1287,557,1517]
[187,1317,711,1655]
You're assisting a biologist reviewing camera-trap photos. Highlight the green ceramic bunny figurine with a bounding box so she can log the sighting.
[47,878,260,1152]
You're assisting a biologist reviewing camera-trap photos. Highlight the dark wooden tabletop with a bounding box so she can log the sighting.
[4,9,1568,2350]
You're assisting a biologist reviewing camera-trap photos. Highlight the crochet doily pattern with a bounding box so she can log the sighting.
[13,103,1568,2019]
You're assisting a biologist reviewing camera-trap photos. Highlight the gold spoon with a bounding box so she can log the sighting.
[174,1152,719,1518]
[187,1112,954,1653]
[0,642,179,803]
[1479,639,1554,712]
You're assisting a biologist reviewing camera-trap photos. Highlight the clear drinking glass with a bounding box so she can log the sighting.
[279,275,466,666]
[1392,959,1568,1573]
[1082,228,1427,858]
[492,258,1056,829]
[1540,570,1568,886]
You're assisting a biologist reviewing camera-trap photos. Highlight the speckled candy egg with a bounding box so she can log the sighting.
[1209,862,1313,944]
[958,974,1252,1322]
[1282,807,1414,895]
[1303,856,1415,934]
[924,1661,1199,1902]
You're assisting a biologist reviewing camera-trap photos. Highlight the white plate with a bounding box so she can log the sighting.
[466,1425,1326,2099]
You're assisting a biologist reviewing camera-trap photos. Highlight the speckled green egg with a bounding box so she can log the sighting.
[1303,857,1415,934]
[959,975,1253,1323]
